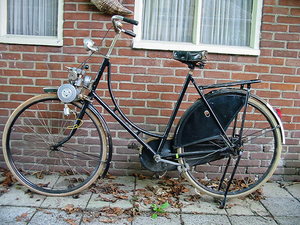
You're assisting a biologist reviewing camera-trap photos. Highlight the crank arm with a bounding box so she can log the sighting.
[154,154,181,166]
[163,146,231,159]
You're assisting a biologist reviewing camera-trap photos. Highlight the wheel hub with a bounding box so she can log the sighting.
[50,145,59,151]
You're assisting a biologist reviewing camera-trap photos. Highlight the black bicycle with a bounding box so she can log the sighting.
[2,15,284,207]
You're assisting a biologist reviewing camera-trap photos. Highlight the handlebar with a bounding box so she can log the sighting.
[111,15,138,37]
[123,30,136,37]
[123,17,139,26]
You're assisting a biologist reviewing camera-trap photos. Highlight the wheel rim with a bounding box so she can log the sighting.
[4,95,107,196]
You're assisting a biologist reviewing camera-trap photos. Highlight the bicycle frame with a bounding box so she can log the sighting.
[53,16,273,168]
[77,56,247,165]
[55,14,284,167]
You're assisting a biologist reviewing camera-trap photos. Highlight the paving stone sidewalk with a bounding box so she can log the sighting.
[0,176,299,225]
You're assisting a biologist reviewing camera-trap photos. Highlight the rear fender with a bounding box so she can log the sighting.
[250,95,285,144]
[173,88,285,149]
[173,89,247,148]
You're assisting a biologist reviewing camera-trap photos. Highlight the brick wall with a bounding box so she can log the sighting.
[0,0,299,181]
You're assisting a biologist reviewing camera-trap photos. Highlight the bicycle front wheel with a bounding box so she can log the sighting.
[178,96,282,199]
[2,94,109,196]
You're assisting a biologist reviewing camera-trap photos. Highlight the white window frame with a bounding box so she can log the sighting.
[0,0,64,46]
[133,0,263,55]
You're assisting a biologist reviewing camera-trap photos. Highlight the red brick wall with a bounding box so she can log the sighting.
[0,0,299,181]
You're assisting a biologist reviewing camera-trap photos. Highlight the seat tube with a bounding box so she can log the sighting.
[157,72,193,154]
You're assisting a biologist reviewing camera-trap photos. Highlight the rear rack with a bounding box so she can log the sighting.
[199,79,261,90]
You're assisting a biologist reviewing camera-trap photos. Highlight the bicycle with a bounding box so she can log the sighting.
[2,15,285,207]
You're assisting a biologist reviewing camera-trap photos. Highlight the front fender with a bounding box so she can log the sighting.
[87,104,113,178]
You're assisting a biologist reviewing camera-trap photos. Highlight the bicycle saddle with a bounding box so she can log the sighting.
[173,51,207,63]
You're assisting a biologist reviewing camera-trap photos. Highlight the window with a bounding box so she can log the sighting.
[0,0,63,46]
[133,0,263,55]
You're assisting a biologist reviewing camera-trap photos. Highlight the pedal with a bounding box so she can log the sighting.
[127,142,140,150]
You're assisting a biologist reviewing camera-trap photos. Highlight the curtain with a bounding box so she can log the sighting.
[7,0,58,36]
[142,0,195,42]
[142,0,253,47]
[200,0,253,46]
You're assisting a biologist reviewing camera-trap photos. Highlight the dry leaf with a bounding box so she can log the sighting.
[63,218,77,225]
[131,173,138,177]
[139,174,148,180]
[0,170,17,187]
[99,218,117,223]
[21,213,28,218]
[43,210,53,214]
[62,204,74,211]
[83,217,93,224]
[105,173,116,179]
[114,194,128,200]
[15,212,28,222]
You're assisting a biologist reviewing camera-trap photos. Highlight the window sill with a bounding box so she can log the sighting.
[132,40,260,56]
[0,35,63,46]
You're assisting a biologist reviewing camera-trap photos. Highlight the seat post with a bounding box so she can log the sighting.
[188,63,196,70]
[189,65,195,74]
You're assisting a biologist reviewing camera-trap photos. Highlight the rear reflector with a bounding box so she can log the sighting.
[275,109,282,119]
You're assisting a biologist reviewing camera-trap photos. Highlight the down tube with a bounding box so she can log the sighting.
[90,90,156,155]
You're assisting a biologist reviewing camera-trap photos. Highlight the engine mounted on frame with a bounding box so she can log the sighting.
[57,66,92,103]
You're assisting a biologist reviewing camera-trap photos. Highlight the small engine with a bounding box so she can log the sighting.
[57,66,92,103]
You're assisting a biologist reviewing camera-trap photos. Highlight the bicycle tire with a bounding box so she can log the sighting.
[177,96,282,199]
[2,94,109,196]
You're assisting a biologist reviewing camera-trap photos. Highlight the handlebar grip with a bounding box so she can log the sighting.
[124,30,136,37]
[123,17,139,26]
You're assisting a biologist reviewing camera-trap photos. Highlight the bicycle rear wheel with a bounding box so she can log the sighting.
[178,96,282,199]
[2,94,109,196]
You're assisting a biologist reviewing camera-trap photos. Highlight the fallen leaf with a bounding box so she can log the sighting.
[96,196,117,203]
[105,173,116,179]
[184,194,201,202]
[63,218,77,225]
[61,204,81,214]
[131,173,138,177]
[21,213,28,218]
[83,217,93,224]
[99,218,117,223]
[62,204,74,211]
[0,170,17,186]
[43,210,53,214]
[139,174,148,180]
[114,194,128,200]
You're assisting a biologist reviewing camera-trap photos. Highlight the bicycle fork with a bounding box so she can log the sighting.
[52,101,90,149]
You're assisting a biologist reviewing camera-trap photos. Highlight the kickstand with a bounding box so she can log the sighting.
[219,152,242,209]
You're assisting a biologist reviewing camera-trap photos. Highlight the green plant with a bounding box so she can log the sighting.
[151,202,169,219]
